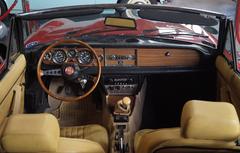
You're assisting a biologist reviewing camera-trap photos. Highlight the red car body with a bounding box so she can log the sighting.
[25,18,217,48]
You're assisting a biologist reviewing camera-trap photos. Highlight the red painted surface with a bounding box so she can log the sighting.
[223,49,233,62]
[25,0,30,12]
[25,18,216,48]
[0,60,6,74]
[0,0,18,21]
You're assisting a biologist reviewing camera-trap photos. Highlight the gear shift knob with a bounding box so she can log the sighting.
[122,97,131,107]
[115,96,131,115]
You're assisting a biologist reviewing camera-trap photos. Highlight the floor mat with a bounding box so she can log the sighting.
[58,96,103,127]
[46,78,104,127]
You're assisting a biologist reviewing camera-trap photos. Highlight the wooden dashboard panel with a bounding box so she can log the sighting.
[94,48,104,66]
[137,49,200,67]
[105,48,136,66]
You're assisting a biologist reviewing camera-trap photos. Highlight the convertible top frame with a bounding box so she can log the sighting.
[13,4,227,55]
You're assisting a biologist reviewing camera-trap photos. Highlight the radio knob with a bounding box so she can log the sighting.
[109,86,114,90]
[115,86,120,90]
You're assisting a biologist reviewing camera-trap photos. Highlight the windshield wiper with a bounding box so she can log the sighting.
[137,34,215,48]
[157,33,209,38]
[143,28,209,38]
[143,32,209,39]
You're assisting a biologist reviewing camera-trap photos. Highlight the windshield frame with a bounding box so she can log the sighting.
[14,4,227,52]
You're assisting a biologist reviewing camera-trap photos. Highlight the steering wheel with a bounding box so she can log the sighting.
[37,39,101,102]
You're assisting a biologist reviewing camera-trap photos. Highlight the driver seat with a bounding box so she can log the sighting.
[1,114,108,153]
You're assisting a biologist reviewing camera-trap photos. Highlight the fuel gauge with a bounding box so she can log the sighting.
[67,49,76,58]
[43,52,52,61]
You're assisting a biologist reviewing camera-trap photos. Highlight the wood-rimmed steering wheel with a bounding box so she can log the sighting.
[37,39,101,102]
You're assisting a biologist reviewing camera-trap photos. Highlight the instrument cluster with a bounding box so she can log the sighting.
[43,48,93,65]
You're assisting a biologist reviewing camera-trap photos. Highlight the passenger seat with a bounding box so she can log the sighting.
[134,100,240,153]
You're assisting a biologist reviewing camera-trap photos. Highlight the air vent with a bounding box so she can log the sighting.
[125,38,140,43]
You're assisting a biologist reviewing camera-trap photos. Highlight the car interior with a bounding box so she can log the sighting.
[0,4,240,153]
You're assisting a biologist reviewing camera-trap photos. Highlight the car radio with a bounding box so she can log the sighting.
[103,75,139,95]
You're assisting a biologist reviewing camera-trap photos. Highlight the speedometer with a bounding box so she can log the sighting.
[77,50,93,65]
[52,49,67,64]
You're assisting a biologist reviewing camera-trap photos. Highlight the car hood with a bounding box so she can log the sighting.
[25,18,217,48]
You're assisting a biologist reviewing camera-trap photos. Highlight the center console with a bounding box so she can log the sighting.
[106,96,134,153]
[102,75,143,153]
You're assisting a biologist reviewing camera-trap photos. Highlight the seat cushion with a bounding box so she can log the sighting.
[2,114,60,153]
[58,137,105,153]
[181,100,240,141]
[135,128,181,153]
[60,124,108,152]
[135,128,240,153]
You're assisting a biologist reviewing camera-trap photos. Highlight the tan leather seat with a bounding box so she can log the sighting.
[60,125,108,152]
[1,114,108,153]
[135,100,240,153]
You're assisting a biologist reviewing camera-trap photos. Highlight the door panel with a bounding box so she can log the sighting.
[0,54,26,125]
[216,55,240,116]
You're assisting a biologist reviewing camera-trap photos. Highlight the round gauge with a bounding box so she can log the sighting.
[67,49,76,58]
[77,50,93,65]
[52,49,67,64]
[43,52,52,61]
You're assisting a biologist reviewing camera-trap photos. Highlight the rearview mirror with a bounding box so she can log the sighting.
[104,17,136,29]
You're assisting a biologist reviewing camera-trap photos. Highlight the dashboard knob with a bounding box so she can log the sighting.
[98,54,104,61]
[111,55,117,60]
[165,51,171,57]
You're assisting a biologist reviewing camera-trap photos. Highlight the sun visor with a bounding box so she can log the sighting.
[138,9,218,26]
[20,8,104,20]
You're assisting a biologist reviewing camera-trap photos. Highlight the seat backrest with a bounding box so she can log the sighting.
[181,100,240,141]
[138,100,240,153]
[0,55,26,152]
[161,100,240,152]
[1,114,60,153]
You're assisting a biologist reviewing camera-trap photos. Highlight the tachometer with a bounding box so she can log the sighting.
[77,50,93,65]
[52,49,67,64]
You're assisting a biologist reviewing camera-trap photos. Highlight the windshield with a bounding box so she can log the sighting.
[20,5,223,50]
[9,0,116,13]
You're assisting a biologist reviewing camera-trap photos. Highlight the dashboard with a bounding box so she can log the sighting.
[43,47,201,68]
[39,46,212,95]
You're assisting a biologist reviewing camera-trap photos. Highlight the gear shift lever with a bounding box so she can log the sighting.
[114,97,131,115]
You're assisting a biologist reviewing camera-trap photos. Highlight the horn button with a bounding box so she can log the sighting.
[62,64,80,80]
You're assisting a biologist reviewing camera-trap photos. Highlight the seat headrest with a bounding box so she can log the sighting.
[2,114,60,153]
[181,100,240,141]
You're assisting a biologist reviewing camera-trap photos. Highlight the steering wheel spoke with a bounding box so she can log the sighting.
[40,68,62,76]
